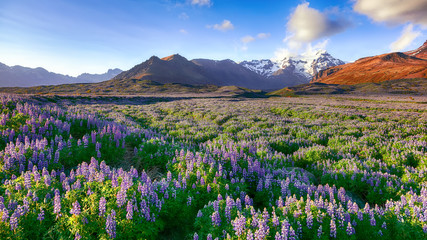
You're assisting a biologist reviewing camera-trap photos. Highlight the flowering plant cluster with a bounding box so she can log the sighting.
[0,94,426,239]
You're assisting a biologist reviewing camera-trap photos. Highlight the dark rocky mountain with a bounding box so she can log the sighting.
[191,58,276,89]
[112,55,211,85]
[112,53,340,90]
[113,54,278,90]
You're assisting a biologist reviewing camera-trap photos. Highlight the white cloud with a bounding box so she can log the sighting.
[257,33,270,39]
[273,48,296,61]
[354,0,427,26]
[179,29,188,34]
[273,39,329,61]
[191,0,212,7]
[241,35,255,44]
[239,33,270,51]
[179,12,189,20]
[390,24,421,51]
[286,3,351,43]
[209,20,234,32]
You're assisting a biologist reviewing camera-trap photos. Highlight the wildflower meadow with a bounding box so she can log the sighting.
[0,94,426,240]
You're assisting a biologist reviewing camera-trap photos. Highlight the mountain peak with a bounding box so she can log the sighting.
[405,40,427,59]
[161,54,187,61]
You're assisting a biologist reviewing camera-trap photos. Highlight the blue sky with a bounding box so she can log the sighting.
[0,0,426,76]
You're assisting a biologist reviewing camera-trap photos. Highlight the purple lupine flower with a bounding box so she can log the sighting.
[207,233,213,240]
[211,211,221,227]
[330,219,337,238]
[232,214,246,237]
[24,172,31,189]
[106,210,117,239]
[317,225,323,238]
[193,232,199,240]
[346,222,355,235]
[53,192,61,217]
[213,201,219,212]
[187,196,192,206]
[255,220,269,240]
[272,211,279,227]
[9,212,18,231]
[197,210,203,218]
[116,190,126,208]
[247,229,253,240]
[370,216,376,226]
[37,207,45,222]
[70,201,81,216]
[306,211,313,229]
[126,201,133,220]
[75,232,82,240]
[99,197,106,216]
[289,226,296,240]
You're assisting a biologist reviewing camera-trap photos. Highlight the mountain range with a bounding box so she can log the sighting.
[1,40,425,92]
[0,63,122,87]
[112,50,344,90]
[312,41,427,85]
[0,50,344,90]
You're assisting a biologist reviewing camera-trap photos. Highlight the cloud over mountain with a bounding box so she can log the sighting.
[390,24,421,51]
[286,3,351,44]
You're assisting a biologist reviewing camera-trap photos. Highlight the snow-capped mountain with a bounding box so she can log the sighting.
[240,50,345,83]
[239,59,280,77]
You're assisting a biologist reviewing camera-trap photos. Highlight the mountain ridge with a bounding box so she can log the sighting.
[0,62,122,87]
[311,41,427,85]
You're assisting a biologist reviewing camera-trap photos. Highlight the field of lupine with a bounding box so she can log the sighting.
[0,93,426,240]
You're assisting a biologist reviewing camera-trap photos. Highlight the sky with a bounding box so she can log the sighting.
[0,0,426,76]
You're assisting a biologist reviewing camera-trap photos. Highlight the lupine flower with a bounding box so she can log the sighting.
[116,190,126,208]
[317,225,323,238]
[53,192,61,217]
[126,201,133,220]
[306,211,313,229]
[207,233,213,240]
[346,222,355,235]
[231,214,246,237]
[9,212,18,231]
[211,211,221,227]
[70,201,81,216]
[99,197,106,216]
[37,207,45,222]
[330,219,336,238]
[106,210,117,239]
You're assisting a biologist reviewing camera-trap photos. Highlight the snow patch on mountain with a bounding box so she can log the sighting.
[240,50,345,81]
[239,60,280,77]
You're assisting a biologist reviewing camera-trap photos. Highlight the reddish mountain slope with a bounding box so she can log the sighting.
[311,41,427,85]
[405,40,427,59]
